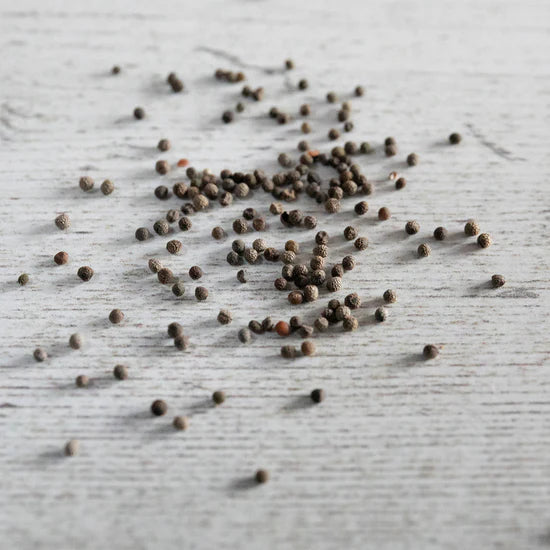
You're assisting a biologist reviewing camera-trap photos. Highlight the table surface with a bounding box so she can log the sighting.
[1,1,549,549]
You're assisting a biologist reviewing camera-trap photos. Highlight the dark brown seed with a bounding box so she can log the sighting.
[288,290,304,305]
[343,121,354,132]
[232,219,249,234]
[277,112,290,124]
[374,307,388,322]
[54,251,69,265]
[315,231,329,245]
[195,287,209,301]
[248,320,263,334]
[77,266,94,281]
[134,107,145,120]
[310,389,325,403]
[298,79,308,90]
[354,237,368,251]
[173,416,189,430]
[166,240,182,254]
[303,215,317,229]
[170,77,184,92]
[211,226,225,240]
[335,305,351,321]
[407,153,419,166]
[222,110,234,123]
[154,185,171,200]
[157,139,171,152]
[405,220,420,235]
[255,469,269,483]
[244,248,258,264]
[326,91,338,103]
[385,144,398,156]
[281,345,296,359]
[217,309,233,325]
[101,180,115,195]
[274,277,287,291]
[449,133,462,144]
[109,309,124,324]
[270,202,284,215]
[385,137,396,146]
[477,233,492,248]
[193,194,210,210]
[179,217,192,231]
[342,255,356,271]
[235,102,244,113]
[299,104,311,116]
[79,176,94,192]
[325,198,341,213]
[303,285,319,302]
[345,293,361,309]
[237,269,248,283]
[76,374,89,388]
[383,289,397,303]
[18,273,29,285]
[157,267,174,284]
[69,333,82,349]
[328,128,340,140]
[423,345,439,359]
[172,281,185,297]
[113,365,128,380]
[354,201,368,215]
[492,274,505,288]
[331,264,344,278]
[212,390,226,405]
[227,251,242,266]
[174,335,190,350]
[326,277,342,293]
[111,65,120,74]
[355,85,365,97]
[189,266,203,280]
[168,322,183,338]
[154,219,170,235]
[395,177,406,190]
[55,213,71,230]
[378,207,391,220]
[434,227,448,241]
[464,220,480,236]
[344,225,357,241]
[314,317,329,332]
[166,209,180,223]
[417,243,431,258]
[151,400,167,416]
[360,142,372,154]
[64,440,79,456]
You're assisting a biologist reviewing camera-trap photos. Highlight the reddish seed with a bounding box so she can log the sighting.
[275,321,290,337]
[177,159,189,167]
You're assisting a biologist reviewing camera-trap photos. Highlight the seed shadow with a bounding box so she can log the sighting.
[228,477,257,492]
[31,448,65,467]
[396,352,425,368]
[280,395,313,412]
[187,398,215,417]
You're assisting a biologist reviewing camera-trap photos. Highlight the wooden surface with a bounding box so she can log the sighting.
[1,1,549,549]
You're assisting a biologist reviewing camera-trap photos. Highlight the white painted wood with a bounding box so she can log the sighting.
[1,1,549,549]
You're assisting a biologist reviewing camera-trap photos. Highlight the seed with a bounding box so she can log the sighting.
[64,440,79,457]
[405,220,420,235]
[300,122,311,134]
[232,219,248,234]
[264,248,280,262]
[236,102,244,113]
[227,251,242,266]
[179,217,192,231]
[353,201,368,216]
[193,194,209,210]
[310,256,324,271]
[325,198,341,213]
[211,226,225,240]
[464,220,480,236]
[172,281,185,297]
[157,139,171,151]
[331,264,344,278]
[406,153,419,166]
[359,142,372,154]
[189,266,203,280]
[281,251,296,265]
[395,177,406,190]
[195,286,208,301]
[79,176,94,192]
[100,180,114,195]
[449,133,462,144]
[298,79,308,90]
[270,202,284,215]
[154,219,170,235]
[326,277,342,293]
[245,248,260,264]
[173,416,189,430]
[477,233,492,248]
[385,144,398,156]
[170,77,184,92]
[55,213,71,230]
[222,110,234,123]
[281,345,296,359]
[212,391,226,405]
[166,240,182,254]
[343,121,354,132]
[166,209,180,223]
[174,335,190,350]
[236,269,248,284]
[215,309,233,326]
[248,320,263,335]
[148,258,163,273]
[326,91,338,103]
[345,293,361,309]
[355,85,364,97]
[299,104,311,117]
[314,317,329,332]
[238,327,252,344]
[374,307,388,322]
[423,345,439,359]
[109,309,124,324]
[298,341,315,357]
[354,237,368,251]
[303,285,319,302]
[111,65,120,74]
[76,375,89,388]
[151,400,168,416]
[52,250,69,266]
[433,227,448,241]
[288,290,304,305]
[315,231,329,245]
[277,112,290,124]
[77,266,94,281]
[114,365,128,380]
[17,273,29,286]
[328,298,340,310]
[168,322,183,338]
[33,347,47,362]
[383,289,397,304]
[344,225,357,240]
[157,267,174,284]
[417,243,431,258]
[310,389,324,403]
[232,239,246,254]
[133,107,145,119]
[378,207,391,221]
[278,153,293,168]
[328,128,340,140]
[335,305,351,321]
[275,321,290,337]
[338,109,349,122]
[69,333,83,349]
[343,316,359,331]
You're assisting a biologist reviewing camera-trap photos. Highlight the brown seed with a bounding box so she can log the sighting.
[109,309,124,324]
[310,389,325,403]
[354,201,368,215]
[477,233,492,248]
[151,400,168,416]
[491,274,505,288]
[298,79,308,90]
[166,209,180,223]
[166,240,182,254]
[281,345,296,359]
[157,139,171,151]
[174,335,190,350]
[434,227,448,241]
[79,176,94,192]
[301,122,311,134]
[355,85,365,97]
[76,374,89,388]
[449,133,462,144]
[154,219,170,235]
[77,266,94,281]
[288,290,304,305]
[345,293,361,309]
[423,345,439,359]
[173,416,189,430]
[325,198,341,214]
[17,273,29,285]
[195,287,209,301]
[464,220,480,236]
[189,266,203,280]
[193,194,209,210]
[326,277,343,293]
[172,281,185,297]
[406,153,419,166]
[100,180,115,195]
[237,269,248,283]
[342,256,356,271]
[232,219,249,234]
[405,221,420,235]
[335,305,351,321]
[111,65,121,74]
[326,91,338,103]
[69,333,83,349]
[64,440,79,456]
[113,365,128,380]
[33,347,47,362]
[314,317,329,332]
[270,202,284,215]
[328,128,340,140]
[217,309,233,325]
[212,390,226,405]
[395,177,406,190]
[255,469,269,483]
[275,321,290,337]
[303,285,319,302]
[378,207,391,221]
[148,258,163,273]
[344,225,357,241]
[157,267,174,284]
[417,243,431,258]
[374,307,388,322]
[299,104,311,116]
[168,322,183,338]
[53,251,69,265]
[133,107,145,120]
[385,144,398,156]
[343,316,359,331]
[354,237,368,251]
[55,213,71,230]
[222,110,234,123]
[383,289,397,303]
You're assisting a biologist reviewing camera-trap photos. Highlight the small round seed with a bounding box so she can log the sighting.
[172,281,185,297]
[326,277,342,293]
[179,217,192,231]
[212,391,226,405]
[238,328,252,344]
[310,389,325,403]
[222,110,234,123]
[355,85,365,97]
[34,347,47,362]
[109,309,124,324]
[406,153,419,166]
[298,79,308,90]
[166,209,180,223]
[335,305,351,321]
[135,227,151,241]
[18,273,29,286]
[55,213,71,230]
[195,287,209,301]
[148,259,163,273]
[342,255,356,271]
[79,176,94,192]
[69,333,83,349]
[255,469,269,484]
[344,225,357,241]
[156,160,170,175]
[173,416,189,430]
[157,268,174,284]
[378,207,391,221]
[449,133,462,144]
[314,317,329,332]
[64,440,79,457]
[328,128,340,140]
[343,316,359,332]
[151,400,168,416]
[354,201,368,215]
[417,243,431,258]
[325,198,341,214]
[374,307,388,322]
[101,180,114,195]
[167,322,183,338]
[477,233,492,248]
[237,269,248,283]
[354,237,368,251]
[174,335,190,350]
[281,345,296,359]
[166,240,182,255]
[157,139,171,151]
[464,220,480,237]
[76,374,89,388]
[77,266,94,281]
[301,341,316,356]
[154,219,170,236]
[189,266,203,280]
[288,290,304,305]
[492,274,505,288]
[383,289,397,303]
[275,321,290,337]
[113,365,128,380]
[211,226,225,240]
[395,177,406,190]
[423,345,439,359]
[232,219,249,234]
[53,251,69,265]
[112,65,121,74]
[405,221,420,235]
[217,309,233,325]
[434,227,448,241]
[345,293,361,309]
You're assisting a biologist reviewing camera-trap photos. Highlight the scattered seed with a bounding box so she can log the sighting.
[166,240,182,254]
[374,307,388,322]
[354,237,368,251]
[189,266,203,280]
[385,144,398,156]
[55,213,71,230]
[405,220,420,235]
[423,345,439,359]
[326,277,343,292]
[195,286,208,301]
[395,177,406,190]
[222,110,234,123]
[100,180,114,195]
[344,225,357,240]
[179,217,192,231]
[464,220,480,236]
[64,440,79,456]
[69,333,82,349]
[168,322,183,338]
[173,416,189,430]
[154,219,170,235]
[434,227,448,241]
[212,390,226,405]
[298,79,308,90]
[310,389,325,403]
[174,335,190,350]
[79,176,94,192]
[77,266,94,281]
[133,107,145,120]
[109,309,124,324]
[343,316,359,331]
[275,321,290,337]
[407,153,419,166]
[281,345,296,359]
[113,365,128,380]
[111,65,120,74]
[33,347,47,362]
[217,309,233,325]
[328,128,340,140]
[157,139,171,151]
[355,85,364,97]
[151,400,168,416]
[172,281,185,297]
[378,207,391,221]
[491,274,505,288]
[449,133,462,144]
[477,233,492,248]
[157,268,174,284]
[238,327,252,344]
[148,259,163,273]
[76,375,89,388]
[54,251,69,265]
[383,289,397,303]
[17,273,29,285]
[345,293,361,309]
[417,243,431,258]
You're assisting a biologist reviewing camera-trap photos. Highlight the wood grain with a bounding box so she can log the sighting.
[1,1,549,549]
